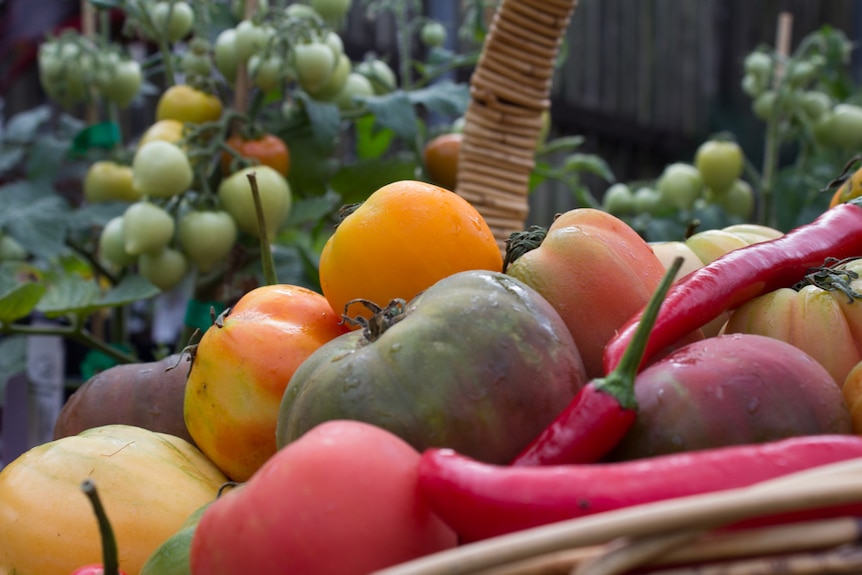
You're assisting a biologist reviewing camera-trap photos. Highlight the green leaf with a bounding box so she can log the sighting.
[329,153,419,205]
[355,114,395,160]
[95,275,160,308]
[68,202,128,234]
[284,191,341,227]
[3,106,51,144]
[407,81,471,118]
[298,94,341,150]
[36,274,101,318]
[537,135,586,157]
[26,135,72,181]
[1,194,71,261]
[0,269,46,323]
[0,146,25,175]
[562,153,616,182]
[364,91,419,144]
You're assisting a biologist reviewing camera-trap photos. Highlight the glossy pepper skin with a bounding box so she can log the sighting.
[419,435,862,543]
[604,200,862,374]
[510,258,683,467]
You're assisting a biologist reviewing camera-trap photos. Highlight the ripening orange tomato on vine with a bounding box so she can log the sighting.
[423,133,461,191]
[318,180,502,323]
[220,133,291,177]
[830,163,862,208]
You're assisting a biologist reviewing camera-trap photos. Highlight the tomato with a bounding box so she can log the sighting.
[217,165,292,239]
[213,28,239,82]
[98,217,136,267]
[752,90,777,121]
[84,161,140,203]
[355,57,397,94]
[0,425,226,575]
[694,140,744,193]
[816,104,862,150]
[743,51,772,80]
[248,53,285,92]
[131,140,193,199]
[221,133,290,177]
[423,132,461,191]
[156,84,223,124]
[632,186,663,214]
[122,201,175,256]
[138,119,185,147]
[278,270,586,463]
[504,208,694,378]
[601,182,636,215]
[830,164,862,208]
[841,360,862,433]
[184,284,349,481]
[655,162,703,211]
[190,420,457,575]
[293,41,336,94]
[420,21,447,48]
[234,20,273,62]
[181,51,212,78]
[310,0,352,21]
[704,178,755,219]
[333,72,374,110]
[318,180,503,323]
[308,53,351,101]
[800,90,832,122]
[323,30,344,57]
[138,247,189,291]
[97,58,142,108]
[178,209,238,273]
[151,1,195,42]
[724,258,862,386]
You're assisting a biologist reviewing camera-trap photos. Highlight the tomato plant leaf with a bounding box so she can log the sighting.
[3,106,51,144]
[407,81,470,118]
[284,191,341,227]
[0,270,46,323]
[36,274,102,318]
[1,193,70,261]
[355,114,395,160]
[26,135,71,182]
[297,93,341,150]
[329,153,418,205]
[562,153,615,183]
[0,146,25,175]
[364,91,418,143]
[96,275,160,308]
[68,201,127,233]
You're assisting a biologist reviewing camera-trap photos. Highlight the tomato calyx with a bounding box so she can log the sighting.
[340,298,407,341]
[793,257,862,303]
[333,202,363,227]
[502,225,547,272]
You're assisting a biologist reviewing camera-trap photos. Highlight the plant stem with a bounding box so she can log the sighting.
[247,172,279,286]
[1,321,139,364]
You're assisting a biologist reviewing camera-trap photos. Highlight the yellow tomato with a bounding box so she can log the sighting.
[139,118,186,147]
[318,180,503,322]
[155,84,223,124]
[83,161,141,203]
[0,425,226,575]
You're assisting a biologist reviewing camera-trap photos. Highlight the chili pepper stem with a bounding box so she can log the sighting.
[592,256,684,407]
[81,478,120,575]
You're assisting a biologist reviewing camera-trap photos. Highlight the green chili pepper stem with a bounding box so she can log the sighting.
[593,257,684,409]
[81,478,120,575]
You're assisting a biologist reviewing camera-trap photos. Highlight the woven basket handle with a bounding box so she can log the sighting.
[455,0,579,249]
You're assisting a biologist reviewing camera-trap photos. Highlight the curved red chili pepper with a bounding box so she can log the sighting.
[419,434,862,542]
[510,257,683,466]
[603,200,862,374]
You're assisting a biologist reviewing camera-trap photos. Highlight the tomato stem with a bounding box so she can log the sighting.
[246,172,279,286]
[81,479,121,575]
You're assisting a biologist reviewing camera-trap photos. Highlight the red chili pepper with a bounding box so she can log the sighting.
[509,257,683,466]
[603,200,862,375]
[418,434,862,543]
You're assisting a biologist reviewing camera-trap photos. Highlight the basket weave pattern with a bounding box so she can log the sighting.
[455,0,579,248]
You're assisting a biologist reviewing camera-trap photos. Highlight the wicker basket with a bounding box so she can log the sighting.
[454,0,579,249]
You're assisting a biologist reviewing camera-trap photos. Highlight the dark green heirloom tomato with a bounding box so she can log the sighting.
[276,269,588,464]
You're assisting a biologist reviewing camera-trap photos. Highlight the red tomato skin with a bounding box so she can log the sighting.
[189,420,457,575]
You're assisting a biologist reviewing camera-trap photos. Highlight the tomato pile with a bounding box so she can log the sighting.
[7,3,862,575]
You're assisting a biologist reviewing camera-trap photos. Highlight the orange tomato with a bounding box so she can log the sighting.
[183,285,349,482]
[505,208,702,379]
[221,133,291,177]
[156,84,223,124]
[318,180,502,322]
[829,163,862,208]
[423,133,461,191]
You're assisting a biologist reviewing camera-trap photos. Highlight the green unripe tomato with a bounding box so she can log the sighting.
[743,51,773,80]
[602,183,635,215]
[694,140,744,193]
[214,28,239,82]
[819,104,862,150]
[138,247,189,291]
[705,179,755,220]
[799,91,832,122]
[293,41,336,94]
[310,0,352,22]
[752,90,777,121]
[355,58,397,94]
[633,186,661,214]
[308,53,351,101]
[334,72,374,110]
[248,53,285,92]
[151,1,195,43]
[217,166,292,239]
[420,21,447,48]
[123,201,176,256]
[234,20,273,62]
[132,140,193,199]
[178,210,239,273]
[656,162,703,211]
[99,216,136,267]
[181,51,212,77]
[98,59,143,108]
